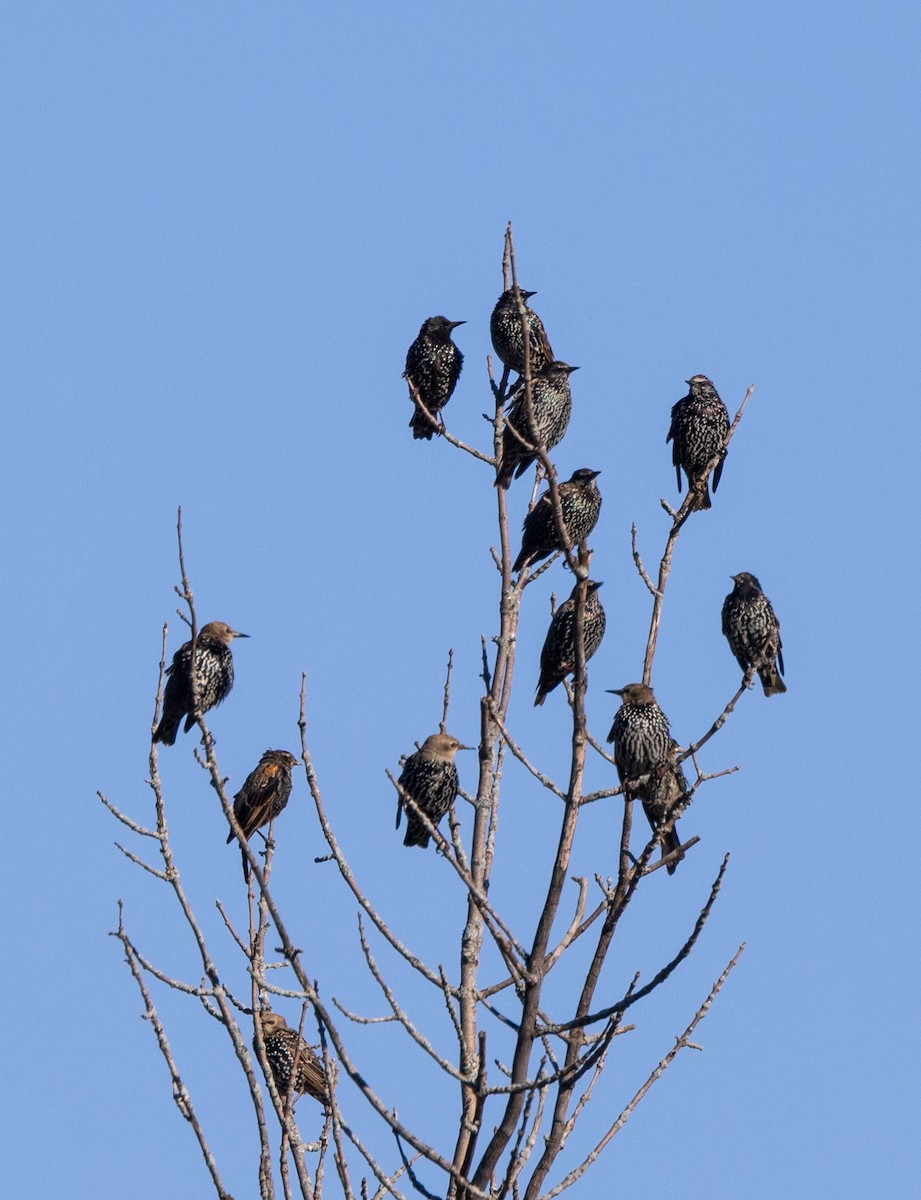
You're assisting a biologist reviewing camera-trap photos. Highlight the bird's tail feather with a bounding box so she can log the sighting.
[759,666,787,696]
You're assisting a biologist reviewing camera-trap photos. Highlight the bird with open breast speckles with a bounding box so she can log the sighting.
[496,360,578,488]
[227,749,298,881]
[534,581,606,706]
[722,572,786,696]
[666,374,730,511]
[404,315,465,439]
[396,733,472,849]
[606,683,687,874]
[513,468,602,574]
[255,1011,328,1105]
[490,287,554,376]
[153,621,249,745]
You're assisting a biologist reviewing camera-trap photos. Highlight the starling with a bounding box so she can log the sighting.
[404,316,466,439]
[534,580,605,706]
[255,1011,327,1105]
[227,749,299,880]
[666,374,730,511]
[607,683,687,874]
[490,288,554,376]
[396,732,472,849]
[496,360,578,488]
[153,621,249,745]
[513,468,602,573]
[643,744,691,864]
[721,572,786,696]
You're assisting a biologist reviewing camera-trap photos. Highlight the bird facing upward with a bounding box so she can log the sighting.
[153,621,249,745]
[396,733,472,849]
[255,1011,328,1105]
[404,315,465,439]
[227,749,299,881]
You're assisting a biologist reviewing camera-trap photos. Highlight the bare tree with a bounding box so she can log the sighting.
[102,226,764,1200]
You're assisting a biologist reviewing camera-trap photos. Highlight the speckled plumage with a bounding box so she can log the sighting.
[534,581,606,706]
[606,683,687,874]
[642,745,690,874]
[227,749,298,880]
[496,361,578,488]
[721,572,786,696]
[666,375,730,511]
[404,316,465,439]
[490,288,554,376]
[513,469,602,573]
[153,621,249,745]
[256,1012,327,1105]
[396,733,470,848]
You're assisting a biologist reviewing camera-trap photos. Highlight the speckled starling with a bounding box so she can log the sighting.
[496,361,578,488]
[227,749,299,880]
[534,581,605,706]
[642,744,690,874]
[513,468,602,573]
[721,572,786,696]
[153,621,249,745]
[607,683,686,874]
[666,374,730,511]
[490,288,554,376]
[256,1011,327,1105]
[396,732,472,849]
[404,316,465,440]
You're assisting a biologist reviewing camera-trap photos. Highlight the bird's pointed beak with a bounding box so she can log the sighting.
[233,631,250,639]
[450,320,467,329]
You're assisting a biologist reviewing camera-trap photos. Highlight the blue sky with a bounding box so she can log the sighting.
[2,3,919,1196]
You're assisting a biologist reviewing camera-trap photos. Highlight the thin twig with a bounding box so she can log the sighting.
[441,649,455,732]
[538,945,745,1199]
[112,904,234,1200]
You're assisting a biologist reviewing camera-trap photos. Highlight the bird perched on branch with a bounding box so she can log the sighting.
[513,468,602,573]
[721,572,786,696]
[534,580,605,706]
[496,360,578,488]
[227,749,298,881]
[607,683,688,874]
[490,288,554,376]
[666,374,730,511]
[153,621,249,745]
[255,1011,328,1105]
[644,743,692,847]
[404,316,465,439]
[396,733,472,849]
